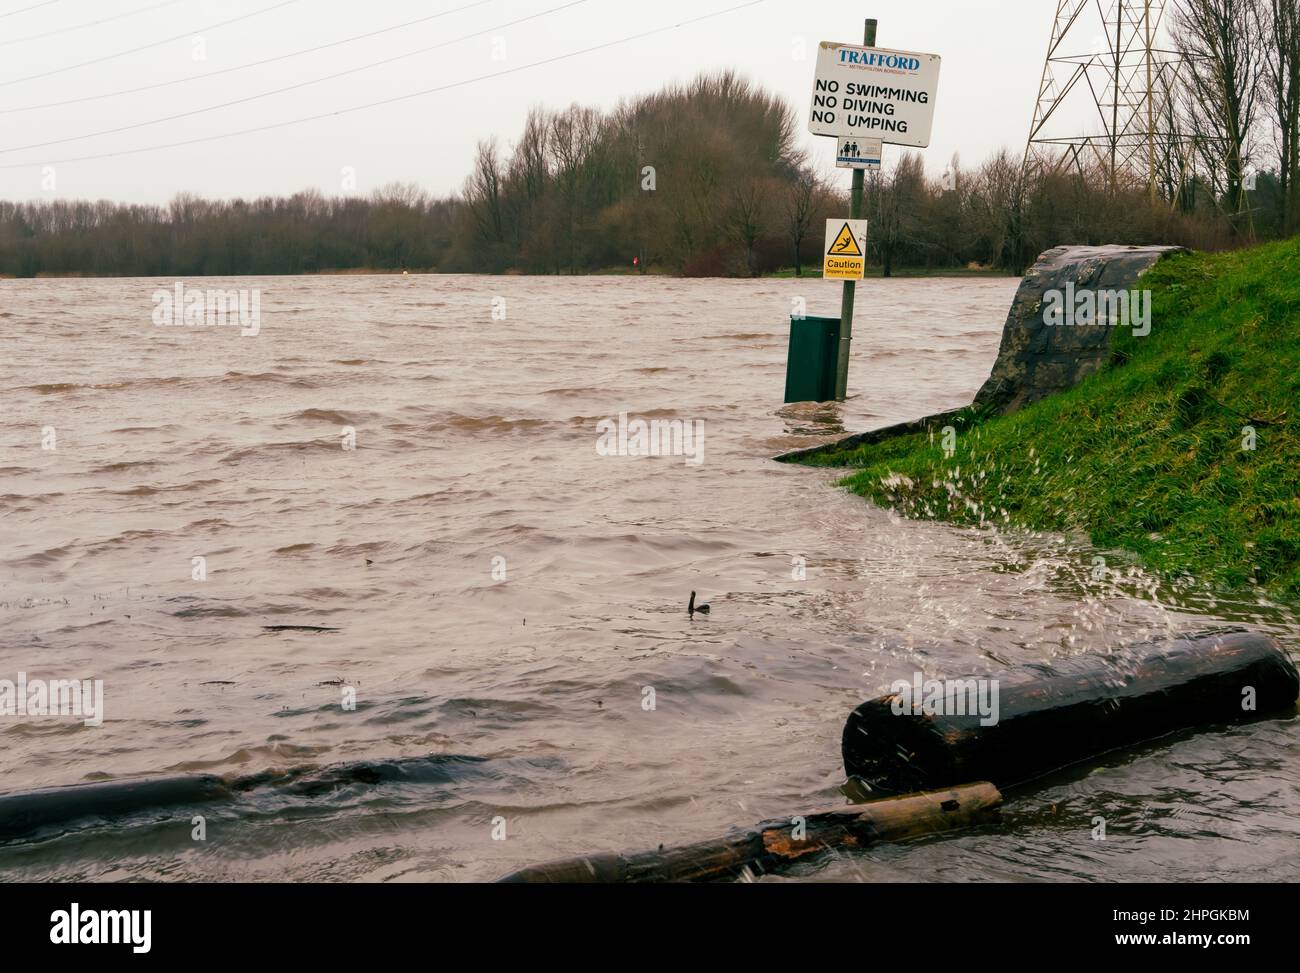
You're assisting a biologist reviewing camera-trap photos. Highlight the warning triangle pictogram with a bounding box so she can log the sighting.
[828,223,862,257]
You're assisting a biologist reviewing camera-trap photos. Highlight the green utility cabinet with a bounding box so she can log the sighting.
[783,315,839,403]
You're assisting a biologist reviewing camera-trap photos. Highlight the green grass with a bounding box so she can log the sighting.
[764,265,1014,279]
[801,237,1300,598]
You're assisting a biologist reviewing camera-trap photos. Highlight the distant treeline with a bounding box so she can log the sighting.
[0,189,455,278]
[0,70,1284,279]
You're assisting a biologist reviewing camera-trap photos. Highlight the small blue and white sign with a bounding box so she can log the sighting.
[835,137,883,170]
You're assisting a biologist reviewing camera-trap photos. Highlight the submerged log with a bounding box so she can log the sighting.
[0,754,495,842]
[0,774,231,841]
[498,782,1002,883]
[843,630,1300,794]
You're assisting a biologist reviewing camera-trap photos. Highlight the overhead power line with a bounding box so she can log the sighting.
[0,0,588,154]
[0,0,767,171]
[0,0,61,20]
[0,0,496,114]
[0,0,300,88]
[0,0,188,47]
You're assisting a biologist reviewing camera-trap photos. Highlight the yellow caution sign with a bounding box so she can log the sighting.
[828,222,863,256]
[823,218,867,280]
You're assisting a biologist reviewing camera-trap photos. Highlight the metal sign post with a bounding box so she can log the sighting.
[791,19,939,404]
[833,18,877,403]
[804,22,941,403]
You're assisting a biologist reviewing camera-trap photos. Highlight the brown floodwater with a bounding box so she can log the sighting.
[1,274,1297,882]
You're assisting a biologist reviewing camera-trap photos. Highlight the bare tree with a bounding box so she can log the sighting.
[464,138,505,244]
[782,167,821,276]
[725,178,767,276]
[505,108,550,249]
[1172,0,1264,229]
[866,154,926,277]
[1257,0,1300,232]
[548,106,599,273]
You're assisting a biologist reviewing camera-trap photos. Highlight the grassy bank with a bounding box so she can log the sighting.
[763,265,1014,279]
[801,237,1300,597]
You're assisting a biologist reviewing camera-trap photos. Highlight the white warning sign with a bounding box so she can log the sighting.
[823,219,867,280]
[808,43,941,148]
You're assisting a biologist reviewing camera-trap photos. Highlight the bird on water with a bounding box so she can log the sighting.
[688,591,710,616]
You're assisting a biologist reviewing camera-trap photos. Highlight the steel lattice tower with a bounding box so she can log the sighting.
[1023,0,1190,200]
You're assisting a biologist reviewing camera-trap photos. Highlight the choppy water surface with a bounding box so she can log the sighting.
[1,274,1297,882]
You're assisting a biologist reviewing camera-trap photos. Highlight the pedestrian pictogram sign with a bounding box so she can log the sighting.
[823,219,867,279]
[836,137,882,169]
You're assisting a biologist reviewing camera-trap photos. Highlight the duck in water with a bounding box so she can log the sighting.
[688,591,710,617]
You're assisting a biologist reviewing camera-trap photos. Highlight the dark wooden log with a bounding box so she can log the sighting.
[0,753,498,843]
[0,775,231,841]
[843,630,1300,794]
[498,782,1002,883]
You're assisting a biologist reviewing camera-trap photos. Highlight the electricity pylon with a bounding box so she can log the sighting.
[1023,0,1191,202]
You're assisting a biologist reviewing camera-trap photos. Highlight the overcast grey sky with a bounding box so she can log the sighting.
[0,0,1116,203]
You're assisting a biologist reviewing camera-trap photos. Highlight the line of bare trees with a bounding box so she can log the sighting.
[451,73,820,275]
[446,69,1241,277]
[0,186,455,277]
[3,5,1298,283]
[1172,0,1300,235]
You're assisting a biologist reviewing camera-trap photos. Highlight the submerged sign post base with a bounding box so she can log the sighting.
[829,207,868,401]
